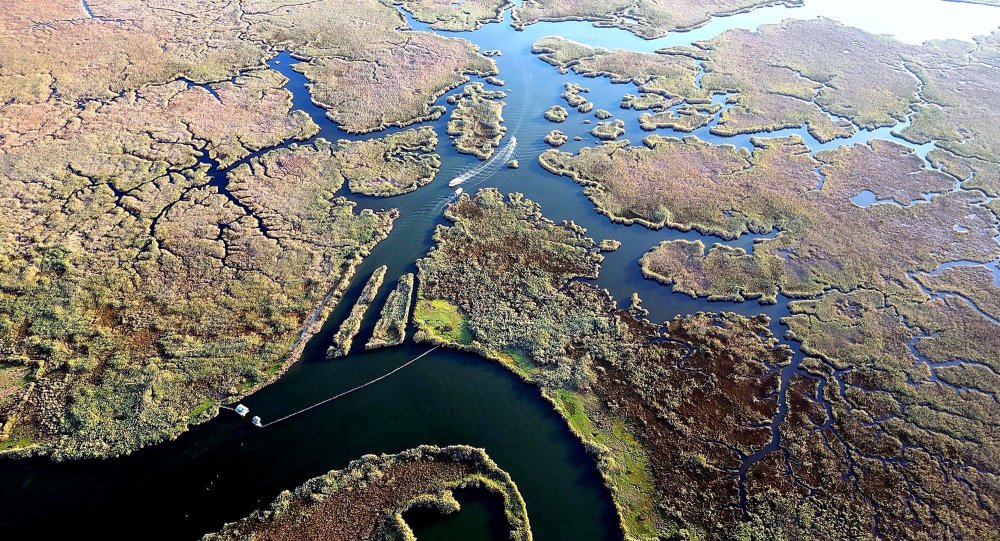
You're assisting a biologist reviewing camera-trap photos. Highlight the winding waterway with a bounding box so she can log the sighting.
[3,1,1000,539]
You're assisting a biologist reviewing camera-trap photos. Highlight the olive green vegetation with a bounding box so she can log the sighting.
[0,71,395,458]
[0,0,500,459]
[777,288,1000,539]
[534,37,705,102]
[414,189,880,540]
[202,445,532,541]
[561,83,593,113]
[621,93,683,112]
[599,239,621,252]
[392,0,512,31]
[328,266,388,359]
[337,128,442,197]
[639,103,720,132]
[544,130,569,147]
[640,240,784,303]
[367,273,415,350]
[533,15,1000,538]
[590,119,626,141]
[231,130,440,201]
[512,0,802,39]
[446,83,508,160]
[544,105,569,123]
[545,136,997,301]
[415,187,1000,539]
[914,266,1000,320]
[536,20,1000,179]
[251,0,498,134]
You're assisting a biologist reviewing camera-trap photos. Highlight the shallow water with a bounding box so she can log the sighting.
[3,1,1000,539]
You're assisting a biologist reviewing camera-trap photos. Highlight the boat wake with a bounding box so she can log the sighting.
[448,136,518,188]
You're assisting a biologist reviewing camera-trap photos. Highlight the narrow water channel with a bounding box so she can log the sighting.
[3,1,1000,539]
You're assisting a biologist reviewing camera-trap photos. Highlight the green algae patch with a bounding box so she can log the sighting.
[203,445,532,541]
[413,299,472,345]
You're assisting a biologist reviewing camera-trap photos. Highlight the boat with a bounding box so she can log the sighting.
[454,187,463,196]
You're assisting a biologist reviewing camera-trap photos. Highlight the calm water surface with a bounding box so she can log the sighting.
[2,1,999,539]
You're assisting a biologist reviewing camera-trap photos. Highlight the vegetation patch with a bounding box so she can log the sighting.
[328,266,388,359]
[544,130,568,147]
[639,103,720,132]
[202,445,532,541]
[512,0,802,39]
[413,299,472,345]
[544,105,569,123]
[367,273,415,350]
[337,128,441,197]
[447,83,508,160]
[0,36,398,457]
[253,1,498,134]
[412,189,846,539]
[392,0,513,31]
[590,119,626,141]
[560,82,593,113]
[544,136,997,299]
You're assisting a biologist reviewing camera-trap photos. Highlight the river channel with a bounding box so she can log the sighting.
[2,1,999,539]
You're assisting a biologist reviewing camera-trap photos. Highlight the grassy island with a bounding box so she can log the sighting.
[203,445,531,541]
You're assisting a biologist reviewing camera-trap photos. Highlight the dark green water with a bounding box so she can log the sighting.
[3,2,994,539]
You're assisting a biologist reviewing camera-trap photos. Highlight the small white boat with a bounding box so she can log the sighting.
[454,187,463,196]
[448,178,464,188]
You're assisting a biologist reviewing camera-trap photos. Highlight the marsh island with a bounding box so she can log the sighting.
[1,0,999,540]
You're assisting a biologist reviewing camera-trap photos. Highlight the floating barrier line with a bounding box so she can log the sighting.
[254,345,440,429]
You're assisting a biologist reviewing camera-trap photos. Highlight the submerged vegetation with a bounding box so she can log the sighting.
[202,445,532,541]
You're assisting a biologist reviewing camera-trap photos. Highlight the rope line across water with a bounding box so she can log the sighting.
[251,345,440,429]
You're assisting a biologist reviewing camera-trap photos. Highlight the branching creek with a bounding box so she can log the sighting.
[3,1,1000,540]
